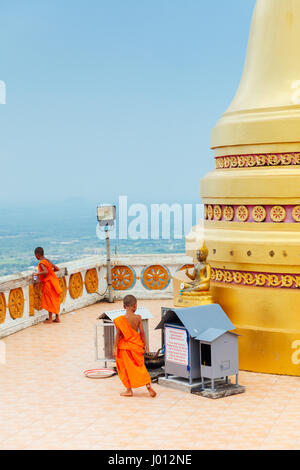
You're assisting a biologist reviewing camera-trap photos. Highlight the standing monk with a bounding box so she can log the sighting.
[33,247,62,323]
[113,295,156,397]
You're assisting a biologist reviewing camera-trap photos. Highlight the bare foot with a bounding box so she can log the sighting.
[44,319,53,324]
[120,390,133,397]
[53,319,61,323]
[147,386,157,398]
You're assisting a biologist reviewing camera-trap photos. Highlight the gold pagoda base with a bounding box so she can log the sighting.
[211,283,300,376]
[174,291,214,308]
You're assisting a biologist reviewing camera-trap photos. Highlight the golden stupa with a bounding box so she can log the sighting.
[185,0,300,376]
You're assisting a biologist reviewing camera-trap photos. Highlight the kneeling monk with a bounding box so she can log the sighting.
[33,247,62,323]
[113,295,156,397]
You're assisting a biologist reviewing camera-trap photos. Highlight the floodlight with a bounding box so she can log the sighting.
[97,205,116,227]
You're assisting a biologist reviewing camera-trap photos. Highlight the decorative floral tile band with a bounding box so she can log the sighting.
[211,268,300,289]
[215,153,300,169]
[204,204,300,223]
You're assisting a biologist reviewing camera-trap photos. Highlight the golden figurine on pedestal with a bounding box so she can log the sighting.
[174,242,213,307]
[183,245,211,292]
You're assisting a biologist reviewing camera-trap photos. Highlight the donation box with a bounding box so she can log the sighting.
[157,305,238,387]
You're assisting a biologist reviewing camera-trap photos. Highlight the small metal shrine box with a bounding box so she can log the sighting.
[156,308,202,385]
[156,304,239,390]
[96,307,153,367]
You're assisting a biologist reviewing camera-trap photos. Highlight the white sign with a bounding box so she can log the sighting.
[165,326,189,366]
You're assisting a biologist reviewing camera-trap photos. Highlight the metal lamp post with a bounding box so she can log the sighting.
[97,205,116,303]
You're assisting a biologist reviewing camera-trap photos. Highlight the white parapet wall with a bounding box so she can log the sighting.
[0,253,192,338]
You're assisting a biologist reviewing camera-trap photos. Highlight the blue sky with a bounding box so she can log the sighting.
[0,0,256,207]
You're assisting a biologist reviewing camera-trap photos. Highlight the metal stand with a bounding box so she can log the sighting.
[201,377,205,390]
[105,227,113,303]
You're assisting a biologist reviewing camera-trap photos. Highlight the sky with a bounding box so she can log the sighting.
[0,0,256,208]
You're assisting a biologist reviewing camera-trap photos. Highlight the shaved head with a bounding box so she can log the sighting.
[34,247,44,257]
[123,295,137,308]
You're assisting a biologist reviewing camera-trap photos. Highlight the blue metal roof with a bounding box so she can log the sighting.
[196,328,226,342]
[156,304,235,340]
[196,328,235,342]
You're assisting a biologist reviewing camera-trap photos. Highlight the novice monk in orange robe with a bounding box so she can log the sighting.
[33,247,62,323]
[113,295,156,397]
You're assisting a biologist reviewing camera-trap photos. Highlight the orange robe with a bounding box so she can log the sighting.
[38,259,62,315]
[114,315,151,389]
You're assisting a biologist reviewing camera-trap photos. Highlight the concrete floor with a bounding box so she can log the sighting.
[0,299,300,450]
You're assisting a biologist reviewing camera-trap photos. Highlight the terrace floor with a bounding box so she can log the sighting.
[1,299,300,450]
